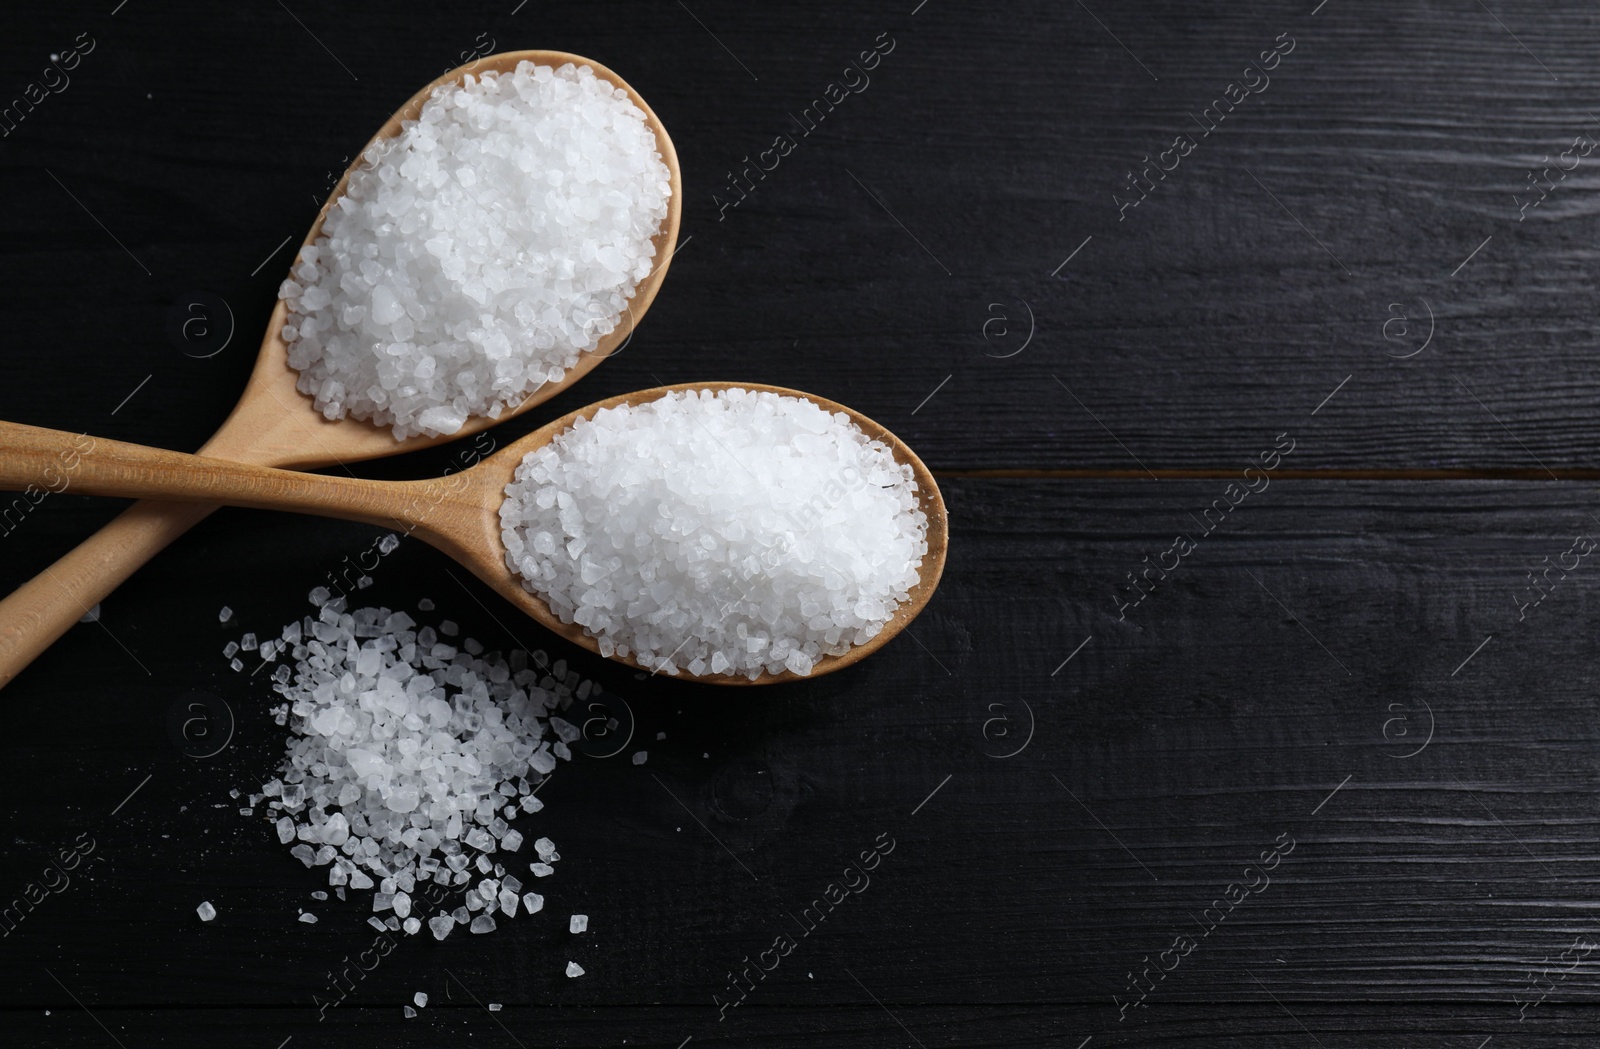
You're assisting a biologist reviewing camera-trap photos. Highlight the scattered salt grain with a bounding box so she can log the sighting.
[280,61,672,440]
[260,598,571,940]
[531,862,554,878]
[489,1003,503,1012]
[414,992,428,1008]
[218,605,233,623]
[240,632,258,652]
[566,961,585,978]
[632,751,647,765]
[311,890,328,901]
[429,915,455,940]
[522,892,544,914]
[418,598,435,611]
[404,1005,417,1019]
[196,901,216,921]
[229,658,244,673]
[498,388,928,678]
[570,913,588,933]
[299,913,318,924]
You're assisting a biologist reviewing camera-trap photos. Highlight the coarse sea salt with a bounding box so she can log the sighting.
[498,388,929,678]
[279,61,671,440]
[256,596,575,940]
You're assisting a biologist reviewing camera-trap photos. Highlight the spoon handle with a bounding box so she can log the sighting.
[0,419,435,533]
[0,500,223,690]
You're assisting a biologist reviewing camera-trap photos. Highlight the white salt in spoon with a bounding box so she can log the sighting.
[0,51,681,691]
[0,383,948,685]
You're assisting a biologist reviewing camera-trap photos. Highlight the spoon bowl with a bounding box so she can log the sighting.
[224,50,683,466]
[0,51,681,690]
[0,384,946,686]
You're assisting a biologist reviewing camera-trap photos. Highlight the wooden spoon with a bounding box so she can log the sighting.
[0,384,948,686]
[0,51,682,691]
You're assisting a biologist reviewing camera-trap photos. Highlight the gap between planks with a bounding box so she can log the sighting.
[933,468,1600,481]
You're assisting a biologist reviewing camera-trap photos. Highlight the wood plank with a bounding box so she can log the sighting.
[1,1003,1586,1049]
[1,3,1599,470]
[3,480,1599,1027]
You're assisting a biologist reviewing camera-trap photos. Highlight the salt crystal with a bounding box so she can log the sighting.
[240,632,258,652]
[261,598,563,941]
[522,892,544,914]
[489,1003,502,1011]
[281,62,671,440]
[429,915,455,940]
[418,598,435,611]
[530,862,553,878]
[229,658,243,672]
[470,914,498,934]
[632,751,647,765]
[498,388,927,678]
[534,837,556,860]
[570,913,588,933]
[299,913,318,924]
[565,961,584,978]
[218,605,233,623]
[311,890,328,901]
[403,1005,416,1018]
[414,992,428,1008]
[223,641,239,658]
[196,901,216,921]
[404,917,421,935]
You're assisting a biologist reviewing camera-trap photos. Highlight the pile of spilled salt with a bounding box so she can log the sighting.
[498,388,929,678]
[253,592,583,940]
[280,61,672,439]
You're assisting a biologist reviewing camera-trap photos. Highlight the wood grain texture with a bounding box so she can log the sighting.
[3,480,1600,1045]
[0,2,1597,472]
[2,1,1600,1046]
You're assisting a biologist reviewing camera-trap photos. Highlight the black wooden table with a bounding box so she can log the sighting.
[3,1,1598,1045]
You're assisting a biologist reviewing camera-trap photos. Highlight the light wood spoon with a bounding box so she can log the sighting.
[0,51,682,691]
[0,383,948,686]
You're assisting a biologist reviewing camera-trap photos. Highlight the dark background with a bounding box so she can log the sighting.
[1,0,1597,1045]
